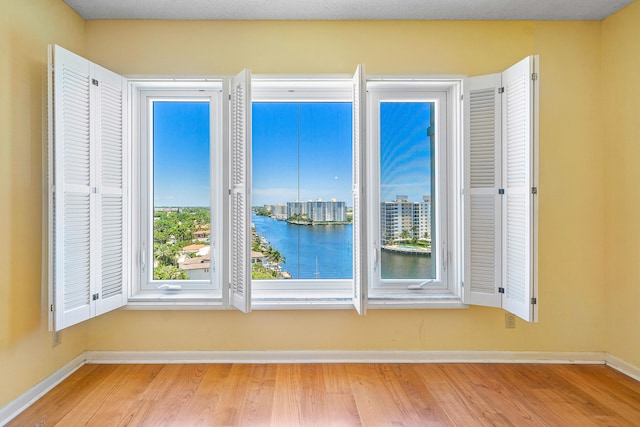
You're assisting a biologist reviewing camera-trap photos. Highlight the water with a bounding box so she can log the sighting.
[252,213,432,280]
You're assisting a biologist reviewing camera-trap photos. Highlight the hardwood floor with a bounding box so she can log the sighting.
[7,363,640,426]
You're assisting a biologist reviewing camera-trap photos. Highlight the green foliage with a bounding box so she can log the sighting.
[154,264,189,280]
[154,243,179,266]
[153,207,209,245]
[251,263,277,279]
[287,213,312,224]
[254,206,270,216]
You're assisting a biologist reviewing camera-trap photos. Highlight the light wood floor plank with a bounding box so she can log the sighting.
[6,363,640,426]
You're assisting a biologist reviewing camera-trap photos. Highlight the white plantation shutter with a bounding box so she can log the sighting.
[464,73,502,308]
[52,46,93,329]
[502,57,536,322]
[352,65,367,314]
[229,69,252,313]
[94,64,128,315]
[50,45,127,330]
[464,56,538,322]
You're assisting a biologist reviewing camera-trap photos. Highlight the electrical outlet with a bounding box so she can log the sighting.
[53,331,62,347]
[505,313,516,329]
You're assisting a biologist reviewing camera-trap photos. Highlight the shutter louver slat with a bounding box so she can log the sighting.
[63,193,91,309]
[101,194,123,298]
[101,83,123,189]
[62,66,91,188]
[229,69,251,313]
[465,74,502,307]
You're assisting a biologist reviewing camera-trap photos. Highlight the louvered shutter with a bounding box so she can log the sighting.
[229,69,252,313]
[352,65,367,314]
[464,73,502,307]
[52,46,94,329]
[464,56,538,322]
[50,45,127,330]
[93,64,128,315]
[502,56,536,322]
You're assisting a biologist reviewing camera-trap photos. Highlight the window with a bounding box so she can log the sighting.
[48,44,538,330]
[367,84,455,299]
[134,85,223,297]
[249,79,354,302]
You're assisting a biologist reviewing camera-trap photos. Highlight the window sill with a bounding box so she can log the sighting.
[123,291,466,310]
[367,293,467,309]
[125,290,224,310]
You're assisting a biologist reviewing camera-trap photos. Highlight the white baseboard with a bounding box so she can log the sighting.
[84,350,607,364]
[0,353,86,426]
[605,353,640,381]
[3,350,637,426]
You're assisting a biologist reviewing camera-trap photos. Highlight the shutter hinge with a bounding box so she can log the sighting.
[229,94,232,101]
[92,293,99,301]
[498,287,505,294]
[531,297,537,305]
[50,304,54,312]
[532,73,538,81]
[531,187,538,195]
[92,187,98,194]
[498,188,505,195]
[498,87,505,94]
[92,79,99,86]
[460,94,464,101]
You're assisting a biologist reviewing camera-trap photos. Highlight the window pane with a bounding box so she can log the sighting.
[152,101,211,281]
[380,102,435,280]
[252,102,353,280]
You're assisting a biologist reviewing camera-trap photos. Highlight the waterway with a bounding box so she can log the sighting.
[252,213,432,280]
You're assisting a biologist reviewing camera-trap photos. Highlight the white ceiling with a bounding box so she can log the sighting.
[64,0,634,21]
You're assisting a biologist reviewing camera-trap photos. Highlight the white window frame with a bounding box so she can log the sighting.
[250,77,355,303]
[366,79,463,305]
[128,80,226,303]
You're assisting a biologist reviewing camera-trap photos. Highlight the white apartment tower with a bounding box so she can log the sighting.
[286,199,347,222]
[380,195,432,244]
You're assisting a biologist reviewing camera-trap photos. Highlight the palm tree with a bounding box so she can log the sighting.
[399,229,411,242]
[266,246,286,269]
[155,243,178,266]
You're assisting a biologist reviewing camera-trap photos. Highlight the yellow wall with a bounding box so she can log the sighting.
[82,20,607,355]
[0,0,87,407]
[4,1,632,410]
[603,1,640,368]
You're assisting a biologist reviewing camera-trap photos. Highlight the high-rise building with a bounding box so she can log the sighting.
[380,195,432,244]
[286,199,347,222]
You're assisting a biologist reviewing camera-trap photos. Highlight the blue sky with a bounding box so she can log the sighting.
[380,102,433,203]
[252,102,353,206]
[153,101,210,207]
[153,100,432,208]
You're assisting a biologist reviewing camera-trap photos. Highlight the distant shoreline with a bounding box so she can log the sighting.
[287,220,352,226]
[381,245,431,256]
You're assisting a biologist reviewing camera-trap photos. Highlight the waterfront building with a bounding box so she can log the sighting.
[286,199,347,222]
[269,204,288,220]
[380,195,432,244]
